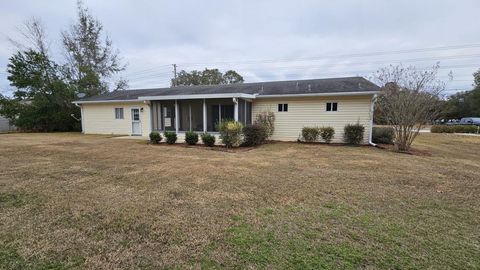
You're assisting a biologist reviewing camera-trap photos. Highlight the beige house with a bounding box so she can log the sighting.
[74,77,379,144]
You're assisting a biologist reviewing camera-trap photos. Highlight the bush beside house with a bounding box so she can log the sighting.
[217,120,243,148]
[164,131,177,144]
[149,131,162,144]
[201,133,216,147]
[344,123,365,145]
[185,131,199,145]
[372,127,394,144]
[243,124,268,146]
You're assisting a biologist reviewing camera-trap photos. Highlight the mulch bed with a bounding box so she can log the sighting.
[376,143,432,156]
[147,142,257,152]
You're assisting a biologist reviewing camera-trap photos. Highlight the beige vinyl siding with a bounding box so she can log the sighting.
[252,95,373,143]
[82,102,151,136]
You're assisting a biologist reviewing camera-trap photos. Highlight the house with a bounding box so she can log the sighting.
[0,115,14,133]
[74,77,380,144]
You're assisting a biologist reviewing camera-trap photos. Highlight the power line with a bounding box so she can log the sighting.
[175,43,480,66]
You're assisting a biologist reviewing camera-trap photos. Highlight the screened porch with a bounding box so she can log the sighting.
[151,98,252,133]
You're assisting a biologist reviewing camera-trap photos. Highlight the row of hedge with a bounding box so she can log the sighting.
[300,124,366,145]
[149,131,217,146]
[431,125,479,134]
[148,121,271,148]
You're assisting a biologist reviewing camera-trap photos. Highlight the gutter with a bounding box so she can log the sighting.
[255,91,379,99]
[368,94,377,147]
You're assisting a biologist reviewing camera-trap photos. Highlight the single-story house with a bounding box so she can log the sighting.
[74,77,380,144]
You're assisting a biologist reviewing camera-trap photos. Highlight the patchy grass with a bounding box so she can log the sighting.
[0,132,479,269]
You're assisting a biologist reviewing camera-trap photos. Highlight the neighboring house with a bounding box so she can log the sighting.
[74,77,380,144]
[0,115,13,133]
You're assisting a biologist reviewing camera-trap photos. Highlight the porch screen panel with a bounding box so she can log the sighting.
[206,98,234,132]
[178,101,190,132]
[238,99,245,125]
[152,102,162,131]
[162,101,175,131]
[246,101,252,125]
[190,100,203,131]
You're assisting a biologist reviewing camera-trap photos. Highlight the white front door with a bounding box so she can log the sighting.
[131,108,141,135]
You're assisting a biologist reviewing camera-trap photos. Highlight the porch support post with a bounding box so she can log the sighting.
[233,98,238,122]
[203,99,207,132]
[175,99,179,133]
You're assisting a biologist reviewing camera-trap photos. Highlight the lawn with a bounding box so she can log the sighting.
[0,133,479,269]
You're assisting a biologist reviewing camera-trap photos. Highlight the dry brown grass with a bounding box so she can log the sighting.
[0,132,479,269]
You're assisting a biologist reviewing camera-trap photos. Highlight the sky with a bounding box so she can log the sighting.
[0,0,479,96]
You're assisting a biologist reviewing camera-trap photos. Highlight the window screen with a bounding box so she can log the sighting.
[115,108,124,119]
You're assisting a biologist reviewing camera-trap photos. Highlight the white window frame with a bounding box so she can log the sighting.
[325,102,338,112]
[114,108,124,119]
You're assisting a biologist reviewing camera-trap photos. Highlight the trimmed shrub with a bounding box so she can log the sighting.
[217,120,243,148]
[255,111,275,139]
[301,127,320,142]
[149,131,162,144]
[319,127,335,143]
[372,127,394,144]
[243,124,267,146]
[185,131,199,145]
[344,123,365,145]
[163,131,177,144]
[431,125,479,134]
[201,133,216,147]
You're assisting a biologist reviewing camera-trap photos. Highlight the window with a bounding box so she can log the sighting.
[326,102,338,112]
[278,103,288,112]
[115,108,124,119]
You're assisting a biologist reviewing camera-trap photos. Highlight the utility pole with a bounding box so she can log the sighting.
[172,64,177,87]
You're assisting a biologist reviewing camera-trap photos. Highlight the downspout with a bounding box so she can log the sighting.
[368,94,377,147]
[74,103,84,133]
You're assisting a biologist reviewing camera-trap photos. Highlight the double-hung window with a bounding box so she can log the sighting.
[115,108,124,119]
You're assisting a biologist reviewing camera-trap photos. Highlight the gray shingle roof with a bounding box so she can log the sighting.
[77,77,379,102]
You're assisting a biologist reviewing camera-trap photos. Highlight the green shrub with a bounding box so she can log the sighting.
[254,111,275,139]
[453,125,478,133]
[372,127,394,144]
[301,127,320,142]
[344,123,365,145]
[201,133,216,147]
[185,131,199,145]
[163,131,177,144]
[217,120,243,148]
[431,125,479,134]
[319,127,335,143]
[431,125,452,133]
[243,124,267,146]
[149,131,162,144]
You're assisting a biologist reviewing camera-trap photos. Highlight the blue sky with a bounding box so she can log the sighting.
[1,0,479,96]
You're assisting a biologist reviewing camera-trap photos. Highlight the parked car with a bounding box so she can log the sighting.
[451,117,480,126]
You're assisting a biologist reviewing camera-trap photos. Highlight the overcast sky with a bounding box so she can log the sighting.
[1,0,479,96]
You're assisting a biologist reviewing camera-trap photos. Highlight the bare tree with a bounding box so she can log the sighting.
[8,17,50,56]
[372,63,449,152]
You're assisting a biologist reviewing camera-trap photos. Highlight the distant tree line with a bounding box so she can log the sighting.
[172,68,243,86]
[441,70,480,119]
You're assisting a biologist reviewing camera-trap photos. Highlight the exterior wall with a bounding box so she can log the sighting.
[82,102,151,136]
[0,116,12,132]
[252,95,373,144]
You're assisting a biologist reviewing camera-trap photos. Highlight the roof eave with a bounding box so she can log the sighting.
[255,91,379,98]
